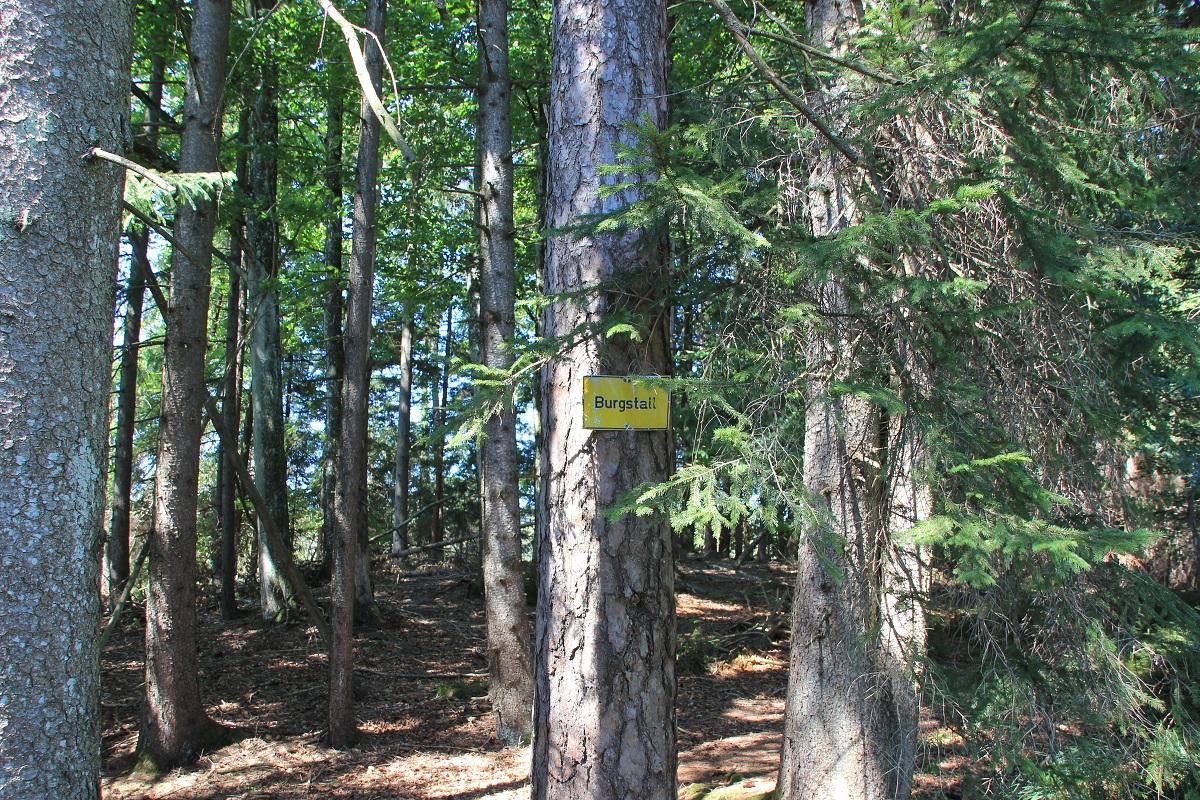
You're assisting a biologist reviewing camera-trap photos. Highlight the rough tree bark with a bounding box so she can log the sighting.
[774,2,927,799]
[320,87,345,582]
[330,0,386,748]
[0,1,130,795]
[139,0,234,770]
[477,0,535,745]
[245,1,291,619]
[532,0,675,795]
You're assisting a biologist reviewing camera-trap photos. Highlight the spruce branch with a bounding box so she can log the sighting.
[707,0,890,206]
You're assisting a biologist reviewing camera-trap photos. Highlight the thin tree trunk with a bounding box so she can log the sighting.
[702,523,716,558]
[245,5,291,619]
[430,310,452,561]
[109,228,148,607]
[392,320,413,563]
[477,0,535,743]
[320,87,346,583]
[0,0,130,792]
[139,0,233,770]
[109,54,164,609]
[219,106,251,620]
[218,255,242,619]
[241,360,258,586]
[330,0,387,748]
[532,0,674,795]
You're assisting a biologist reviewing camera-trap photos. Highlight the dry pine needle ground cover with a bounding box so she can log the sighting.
[101,559,957,799]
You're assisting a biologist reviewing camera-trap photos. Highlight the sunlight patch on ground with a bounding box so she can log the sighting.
[677,594,747,620]
[719,697,784,725]
[678,731,782,786]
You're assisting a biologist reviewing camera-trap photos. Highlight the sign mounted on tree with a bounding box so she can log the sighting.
[583,376,670,430]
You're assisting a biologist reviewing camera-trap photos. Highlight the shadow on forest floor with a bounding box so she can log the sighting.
[101,558,958,799]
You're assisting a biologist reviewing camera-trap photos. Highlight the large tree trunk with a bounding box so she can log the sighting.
[477,0,535,745]
[330,0,386,748]
[139,0,233,771]
[245,6,291,619]
[320,87,345,583]
[392,320,413,562]
[775,3,926,798]
[532,0,675,795]
[0,1,130,794]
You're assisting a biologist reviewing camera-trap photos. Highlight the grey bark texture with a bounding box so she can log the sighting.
[477,0,535,746]
[245,9,291,619]
[532,0,675,795]
[775,2,927,799]
[330,0,386,747]
[0,1,130,796]
[140,0,232,770]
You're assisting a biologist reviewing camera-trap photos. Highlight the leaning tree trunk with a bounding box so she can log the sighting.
[477,0,535,745]
[532,0,675,795]
[775,2,926,798]
[320,87,345,583]
[0,1,130,794]
[139,0,233,771]
[245,9,291,620]
[330,0,386,748]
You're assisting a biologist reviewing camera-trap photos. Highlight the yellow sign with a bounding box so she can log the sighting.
[583,376,669,430]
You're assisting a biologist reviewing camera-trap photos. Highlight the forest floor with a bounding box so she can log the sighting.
[100,557,961,799]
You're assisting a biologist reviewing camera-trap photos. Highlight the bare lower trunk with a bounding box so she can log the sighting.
[775,4,925,797]
[330,0,386,747]
[320,88,345,583]
[430,311,451,561]
[109,229,148,606]
[532,0,675,795]
[140,0,232,770]
[392,321,413,562]
[477,0,535,744]
[219,108,248,621]
[245,20,291,619]
[109,54,165,607]
[218,256,242,619]
[0,1,130,793]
